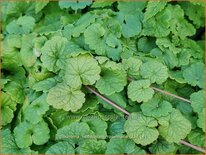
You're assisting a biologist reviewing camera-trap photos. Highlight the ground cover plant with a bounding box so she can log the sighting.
[1,0,205,154]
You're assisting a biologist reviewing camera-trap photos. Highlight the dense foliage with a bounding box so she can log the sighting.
[1,0,205,154]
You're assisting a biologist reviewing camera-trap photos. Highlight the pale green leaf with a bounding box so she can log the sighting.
[95,61,127,95]
[158,109,191,143]
[65,54,101,88]
[124,113,159,146]
[47,83,85,112]
[106,138,146,154]
[14,120,50,148]
[79,140,107,154]
[46,141,75,154]
[140,60,168,84]
[141,97,173,118]
[128,80,154,103]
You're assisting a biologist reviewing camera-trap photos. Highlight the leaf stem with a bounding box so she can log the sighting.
[85,85,205,153]
[128,77,192,103]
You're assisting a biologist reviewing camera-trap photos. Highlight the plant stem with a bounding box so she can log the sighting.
[85,85,205,153]
[85,85,130,116]
[180,140,205,153]
[128,77,192,103]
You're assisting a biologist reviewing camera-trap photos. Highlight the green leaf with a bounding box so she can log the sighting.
[55,122,95,146]
[167,4,196,39]
[140,60,168,84]
[4,81,25,103]
[122,56,142,79]
[72,13,96,37]
[188,129,205,147]
[46,141,75,154]
[144,1,167,21]
[64,54,101,88]
[1,129,35,154]
[1,92,17,126]
[158,109,191,143]
[91,2,113,8]
[141,97,173,118]
[108,118,125,136]
[84,23,106,55]
[47,83,85,112]
[6,16,35,34]
[143,7,171,37]
[181,2,204,28]
[35,1,49,14]
[105,33,122,61]
[127,80,154,103]
[98,91,127,115]
[20,33,37,68]
[190,90,204,114]
[32,77,57,93]
[183,62,205,88]
[24,94,49,124]
[149,139,177,154]
[106,138,146,154]
[41,36,69,73]
[76,95,99,113]
[116,12,142,38]
[118,1,146,13]
[79,140,107,154]
[95,61,127,95]
[124,113,159,146]
[82,116,107,139]
[14,120,50,148]
[59,0,92,11]
[197,109,205,132]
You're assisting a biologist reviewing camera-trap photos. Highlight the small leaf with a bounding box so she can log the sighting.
[122,56,142,79]
[24,94,49,124]
[190,90,204,114]
[79,140,107,154]
[124,113,159,146]
[128,79,154,103]
[1,129,34,154]
[46,141,75,154]
[149,139,177,154]
[158,109,191,143]
[14,120,50,148]
[82,116,108,139]
[59,0,92,11]
[41,36,69,73]
[95,61,127,95]
[55,122,95,146]
[140,60,168,84]
[65,54,101,88]
[1,92,17,126]
[141,97,172,118]
[47,83,85,112]
[106,138,146,154]
[183,62,205,88]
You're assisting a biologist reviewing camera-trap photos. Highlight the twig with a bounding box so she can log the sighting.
[85,85,130,116]
[128,77,192,104]
[85,85,205,153]
[180,140,205,153]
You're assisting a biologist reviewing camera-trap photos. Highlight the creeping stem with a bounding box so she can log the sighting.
[85,85,205,153]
